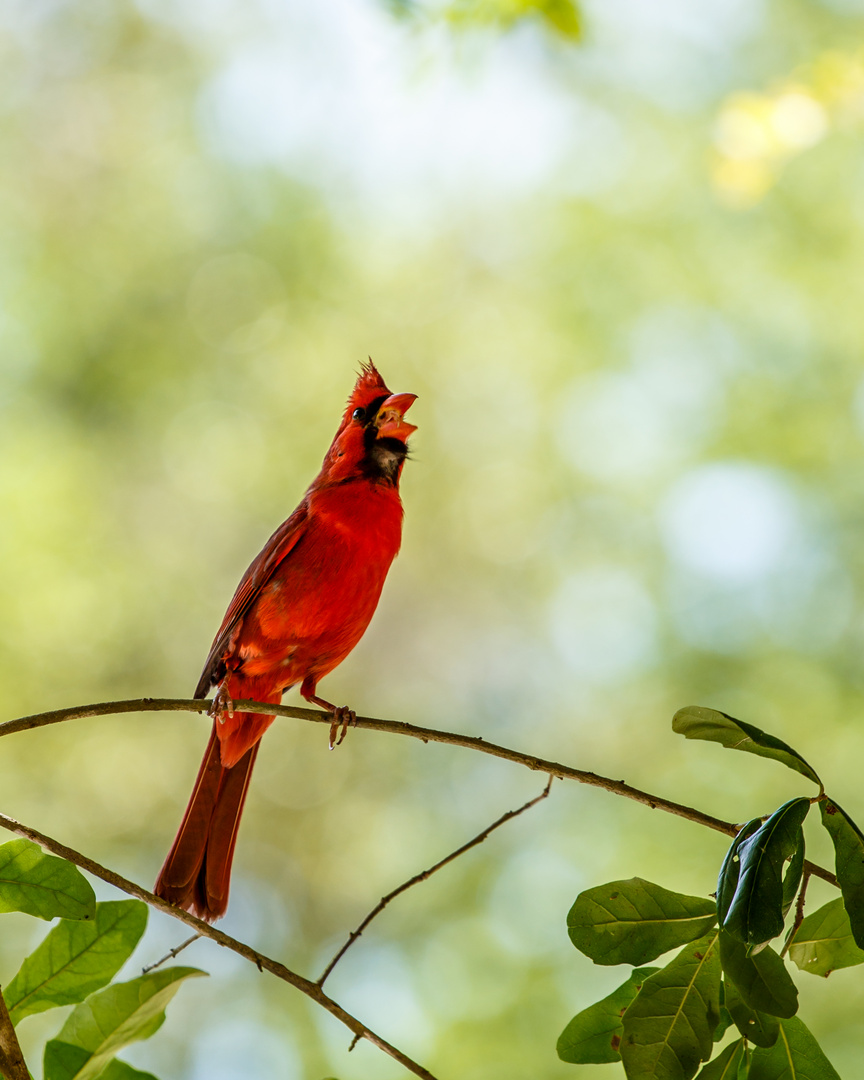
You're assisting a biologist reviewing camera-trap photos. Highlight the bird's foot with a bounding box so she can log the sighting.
[329,706,357,750]
[209,684,235,724]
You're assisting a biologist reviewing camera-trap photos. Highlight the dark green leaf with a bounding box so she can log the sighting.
[672,707,821,789]
[7,900,148,1024]
[719,932,798,1018]
[43,966,205,1080]
[749,1016,840,1079]
[98,1062,160,1080]
[788,897,864,977]
[717,820,763,925]
[568,878,716,966]
[620,929,721,1080]
[724,977,779,1048]
[0,839,95,921]
[713,1005,733,1043]
[696,1039,749,1079]
[781,843,805,920]
[721,799,810,949]
[557,966,658,1063]
[819,799,864,949]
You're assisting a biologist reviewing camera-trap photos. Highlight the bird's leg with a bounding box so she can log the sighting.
[208,683,235,725]
[300,678,357,750]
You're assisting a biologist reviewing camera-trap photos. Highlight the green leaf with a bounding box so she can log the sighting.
[696,1039,749,1079]
[567,878,717,966]
[713,1005,733,1043]
[721,799,810,949]
[719,932,798,1018]
[0,839,95,921]
[788,897,864,977]
[781,842,805,919]
[672,707,822,789]
[748,1016,840,1079]
[724,977,779,1048]
[97,1062,160,1080]
[717,820,763,925]
[819,799,864,949]
[620,929,721,1080]
[43,966,205,1080]
[7,900,148,1024]
[557,966,659,1063]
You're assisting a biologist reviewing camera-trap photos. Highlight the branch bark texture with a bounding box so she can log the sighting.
[0,697,837,885]
[0,811,438,1080]
[0,987,28,1080]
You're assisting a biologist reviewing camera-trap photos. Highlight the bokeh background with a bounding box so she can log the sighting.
[3,0,864,1076]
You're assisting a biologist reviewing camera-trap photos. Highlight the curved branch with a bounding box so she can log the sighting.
[0,697,837,885]
[318,775,555,987]
[0,811,438,1080]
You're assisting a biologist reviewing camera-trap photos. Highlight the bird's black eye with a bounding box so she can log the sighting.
[352,407,365,421]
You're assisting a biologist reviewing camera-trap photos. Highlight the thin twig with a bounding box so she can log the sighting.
[0,987,28,1080]
[0,697,838,886]
[318,776,554,987]
[781,868,813,959]
[142,934,201,974]
[0,812,438,1080]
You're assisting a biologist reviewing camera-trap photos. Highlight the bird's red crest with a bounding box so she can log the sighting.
[343,360,391,419]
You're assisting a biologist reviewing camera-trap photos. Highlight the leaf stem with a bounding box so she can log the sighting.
[781,869,812,959]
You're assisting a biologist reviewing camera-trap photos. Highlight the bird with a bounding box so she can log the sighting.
[154,361,416,921]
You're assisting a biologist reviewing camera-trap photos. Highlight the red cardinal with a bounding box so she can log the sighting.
[155,362,416,921]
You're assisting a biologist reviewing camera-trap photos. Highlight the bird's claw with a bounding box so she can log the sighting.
[328,706,357,750]
[209,685,235,724]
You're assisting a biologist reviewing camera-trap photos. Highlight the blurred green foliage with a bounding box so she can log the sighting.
[444,0,582,39]
[3,0,864,1077]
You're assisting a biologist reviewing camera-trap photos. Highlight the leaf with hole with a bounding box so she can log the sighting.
[748,1016,840,1079]
[788,897,864,978]
[721,799,810,949]
[719,932,797,1018]
[724,977,778,1048]
[568,878,716,966]
[7,900,148,1024]
[43,966,205,1080]
[0,839,95,921]
[672,707,821,789]
[695,1038,748,1079]
[620,929,721,1080]
[557,966,659,1063]
[819,799,864,949]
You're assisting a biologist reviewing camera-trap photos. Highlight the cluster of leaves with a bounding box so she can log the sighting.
[0,839,204,1080]
[557,707,864,1079]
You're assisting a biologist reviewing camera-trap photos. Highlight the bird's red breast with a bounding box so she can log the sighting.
[195,361,417,765]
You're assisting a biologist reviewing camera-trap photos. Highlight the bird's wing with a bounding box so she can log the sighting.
[194,500,310,697]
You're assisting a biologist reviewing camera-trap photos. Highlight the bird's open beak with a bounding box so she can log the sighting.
[374,393,418,443]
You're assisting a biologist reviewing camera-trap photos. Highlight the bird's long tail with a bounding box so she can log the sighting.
[154,723,261,922]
